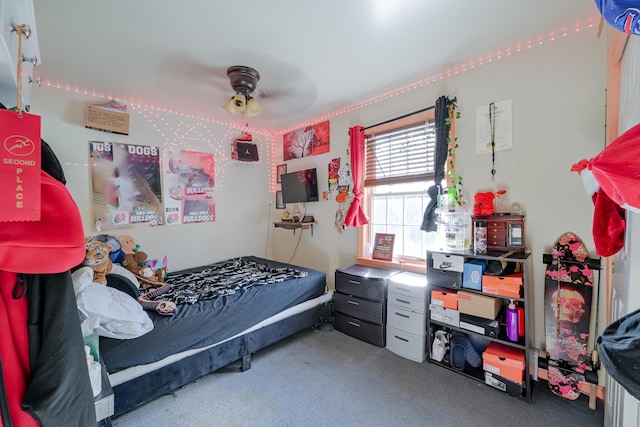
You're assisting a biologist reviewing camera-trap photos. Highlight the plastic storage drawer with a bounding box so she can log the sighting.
[333,292,385,325]
[386,324,426,362]
[334,312,385,347]
[335,265,397,302]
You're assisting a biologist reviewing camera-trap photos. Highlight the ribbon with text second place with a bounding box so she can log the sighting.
[0,109,41,221]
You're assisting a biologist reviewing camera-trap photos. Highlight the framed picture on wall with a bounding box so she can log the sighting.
[275,191,285,209]
[276,163,287,183]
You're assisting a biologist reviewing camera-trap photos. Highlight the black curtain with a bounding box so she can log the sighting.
[420,96,451,232]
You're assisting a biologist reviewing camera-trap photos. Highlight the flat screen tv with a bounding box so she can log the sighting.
[281,168,319,204]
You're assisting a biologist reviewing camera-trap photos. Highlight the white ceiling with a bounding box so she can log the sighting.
[33,1,600,132]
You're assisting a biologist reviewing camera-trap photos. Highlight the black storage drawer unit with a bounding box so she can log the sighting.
[334,312,385,347]
[333,264,399,347]
[335,264,396,302]
[333,292,385,325]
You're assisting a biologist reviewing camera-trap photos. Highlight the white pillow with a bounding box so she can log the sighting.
[72,267,153,339]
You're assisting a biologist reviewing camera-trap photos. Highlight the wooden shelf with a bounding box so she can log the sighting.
[273,221,317,235]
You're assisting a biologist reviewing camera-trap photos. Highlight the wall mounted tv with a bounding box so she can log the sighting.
[281,168,319,204]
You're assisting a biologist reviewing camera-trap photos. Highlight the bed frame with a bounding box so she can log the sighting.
[106,292,333,418]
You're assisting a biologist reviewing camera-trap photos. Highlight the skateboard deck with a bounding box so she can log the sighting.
[544,232,594,400]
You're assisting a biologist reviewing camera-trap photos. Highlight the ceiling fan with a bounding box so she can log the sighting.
[222,65,263,117]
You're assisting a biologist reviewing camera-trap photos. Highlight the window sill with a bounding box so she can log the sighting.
[354,257,426,275]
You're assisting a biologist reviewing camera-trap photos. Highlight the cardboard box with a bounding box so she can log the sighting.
[459,313,500,338]
[482,274,523,298]
[431,290,458,310]
[457,291,501,320]
[463,259,487,290]
[85,105,130,135]
[429,303,460,327]
[484,371,524,397]
[482,342,525,383]
[431,253,464,273]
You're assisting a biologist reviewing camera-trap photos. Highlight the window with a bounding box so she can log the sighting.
[358,109,436,266]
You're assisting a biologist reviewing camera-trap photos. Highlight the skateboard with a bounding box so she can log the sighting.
[544,232,594,400]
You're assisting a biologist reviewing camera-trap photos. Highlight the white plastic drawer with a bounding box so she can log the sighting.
[388,271,427,299]
[388,292,427,313]
[386,325,426,363]
[387,304,427,336]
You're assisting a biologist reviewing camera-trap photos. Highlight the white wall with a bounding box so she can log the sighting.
[31,26,607,351]
[30,92,274,271]
[272,27,608,350]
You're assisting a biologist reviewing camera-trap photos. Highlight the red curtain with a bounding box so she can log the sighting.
[344,126,369,227]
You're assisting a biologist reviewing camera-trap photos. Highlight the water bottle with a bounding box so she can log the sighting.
[474,221,487,254]
[506,300,519,342]
[516,301,525,337]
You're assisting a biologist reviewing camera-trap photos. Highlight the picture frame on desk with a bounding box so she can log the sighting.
[275,191,285,209]
[372,233,395,261]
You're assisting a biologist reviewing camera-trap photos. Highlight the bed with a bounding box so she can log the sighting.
[95,256,331,418]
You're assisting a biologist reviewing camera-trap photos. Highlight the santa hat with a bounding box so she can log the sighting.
[570,122,640,256]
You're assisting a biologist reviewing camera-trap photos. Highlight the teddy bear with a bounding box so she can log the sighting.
[122,251,151,278]
[473,191,495,216]
[117,234,141,255]
[117,235,169,285]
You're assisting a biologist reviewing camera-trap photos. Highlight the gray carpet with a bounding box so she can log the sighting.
[110,326,604,427]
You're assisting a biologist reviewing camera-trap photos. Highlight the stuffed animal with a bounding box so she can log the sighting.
[117,234,141,255]
[473,191,495,216]
[122,251,150,278]
[143,255,169,282]
[119,237,169,284]
[93,233,125,263]
[82,238,114,284]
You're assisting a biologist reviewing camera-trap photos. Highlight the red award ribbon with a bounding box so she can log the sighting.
[0,109,41,221]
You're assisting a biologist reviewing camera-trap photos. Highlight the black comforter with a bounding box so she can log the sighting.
[100,256,326,373]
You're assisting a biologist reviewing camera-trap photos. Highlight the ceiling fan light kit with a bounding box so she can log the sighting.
[222,65,262,117]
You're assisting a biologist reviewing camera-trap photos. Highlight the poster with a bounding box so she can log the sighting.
[476,99,513,154]
[162,148,215,225]
[283,120,330,160]
[328,158,340,194]
[90,141,163,231]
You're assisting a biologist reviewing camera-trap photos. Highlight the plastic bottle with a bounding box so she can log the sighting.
[506,300,519,342]
[474,221,487,254]
[516,301,525,337]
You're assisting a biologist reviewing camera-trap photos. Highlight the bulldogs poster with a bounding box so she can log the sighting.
[162,148,215,225]
[90,141,164,230]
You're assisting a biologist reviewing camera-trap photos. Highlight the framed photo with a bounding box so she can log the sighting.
[372,233,395,261]
[275,191,285,209]
[276,163,287,183]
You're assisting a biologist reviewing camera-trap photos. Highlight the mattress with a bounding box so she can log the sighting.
[99,256,326,374]
[109,291,333,387]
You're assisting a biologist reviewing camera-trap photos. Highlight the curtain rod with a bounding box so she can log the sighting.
[363,105,435,131]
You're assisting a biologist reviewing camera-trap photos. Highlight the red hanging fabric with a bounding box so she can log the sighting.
[0,272,39,427]
[344,126,369,227]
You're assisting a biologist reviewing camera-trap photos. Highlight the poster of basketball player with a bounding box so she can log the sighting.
[162,148,215,225]
[90,141,164,230]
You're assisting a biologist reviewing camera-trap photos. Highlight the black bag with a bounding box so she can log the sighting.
[596,307,640,400]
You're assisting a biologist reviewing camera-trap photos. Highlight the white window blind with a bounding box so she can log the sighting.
[364,120,436,187]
